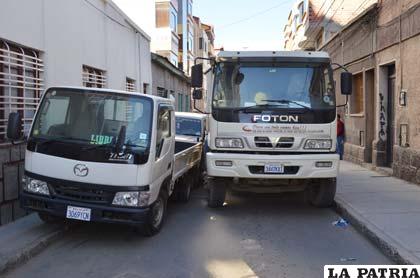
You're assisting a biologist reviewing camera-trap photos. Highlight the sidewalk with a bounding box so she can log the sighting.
[336,161,420,264]
[0,214,67,274]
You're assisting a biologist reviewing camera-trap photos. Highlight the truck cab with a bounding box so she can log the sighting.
[7,87,203,236]
[191,51,352,208]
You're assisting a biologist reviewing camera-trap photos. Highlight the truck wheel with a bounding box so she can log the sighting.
[38,212,62,224]
[208,179,226,208]
[308,178,337,208]
[177,175,192,203]
[141,190,168,237]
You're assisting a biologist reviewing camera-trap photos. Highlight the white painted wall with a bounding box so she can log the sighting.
[0,0,152,92]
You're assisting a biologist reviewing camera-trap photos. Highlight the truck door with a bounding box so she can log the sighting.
[154,105,174,182]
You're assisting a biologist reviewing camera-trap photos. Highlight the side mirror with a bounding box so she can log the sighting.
[341,72,353,95]
[191,64,203,88]
[193,89,203,100]
[7,112,22,141]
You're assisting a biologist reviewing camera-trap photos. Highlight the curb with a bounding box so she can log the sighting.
[334,195,420,265]
[0,221,71,275]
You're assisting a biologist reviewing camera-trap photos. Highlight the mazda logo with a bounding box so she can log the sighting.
[73,164,89,177]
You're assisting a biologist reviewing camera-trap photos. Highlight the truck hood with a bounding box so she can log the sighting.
[25,151,139,186]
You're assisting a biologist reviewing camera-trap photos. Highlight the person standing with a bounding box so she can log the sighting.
[337,114,345,160]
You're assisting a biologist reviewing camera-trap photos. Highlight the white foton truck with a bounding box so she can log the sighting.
[7,87,203,236]
[191,51,352,208]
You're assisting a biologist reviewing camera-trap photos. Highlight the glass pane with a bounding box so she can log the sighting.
[31,89,152,149]
[213,63,335,110]
[176,117,201,136]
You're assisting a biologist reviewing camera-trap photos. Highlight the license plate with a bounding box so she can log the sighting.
[66,206,91,221]
[264,164,284,174]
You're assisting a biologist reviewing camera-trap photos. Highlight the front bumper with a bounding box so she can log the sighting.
[206,152,339,179]
[21,192,150,226]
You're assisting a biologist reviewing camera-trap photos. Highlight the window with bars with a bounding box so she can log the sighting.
[157,87,168,98]
[126,78,136,92]
[0,40,43,140]
[177,93,183,111]
[82,65,106,88]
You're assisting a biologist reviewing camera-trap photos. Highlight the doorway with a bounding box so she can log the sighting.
[386,65,396,167]
[365,70,375,163]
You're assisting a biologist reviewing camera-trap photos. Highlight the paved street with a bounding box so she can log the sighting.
[4,188,390,278]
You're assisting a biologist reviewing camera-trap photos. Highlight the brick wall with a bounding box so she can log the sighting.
[0,143,28,226]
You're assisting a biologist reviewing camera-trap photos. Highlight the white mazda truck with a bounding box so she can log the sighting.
[7,87,203,236]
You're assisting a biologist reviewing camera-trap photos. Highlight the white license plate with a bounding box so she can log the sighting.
[264,164,284,174]
[66,206,91,221]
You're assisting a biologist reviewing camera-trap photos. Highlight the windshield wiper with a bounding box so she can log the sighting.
[262,99,312,110]
[82,143,114,151]
[37,137,91,146]
[234,103,279,112]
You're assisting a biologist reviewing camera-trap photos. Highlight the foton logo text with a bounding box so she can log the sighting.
[252,115,299,123]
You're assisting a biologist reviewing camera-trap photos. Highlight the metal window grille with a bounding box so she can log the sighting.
[157,87,168,98]
[0,40,44,140]
[82,65,106,88]
[126,78,136,92]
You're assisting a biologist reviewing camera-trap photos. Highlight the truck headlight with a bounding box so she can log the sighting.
[304,139,332,150]
[215,138,244,148]
[23,177,50,196]
[112,192,150,207]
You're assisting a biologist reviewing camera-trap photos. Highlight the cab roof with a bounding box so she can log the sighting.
[47,86,173,104]
[217,51,331,63]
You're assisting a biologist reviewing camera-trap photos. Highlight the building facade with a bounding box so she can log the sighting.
[154,0,180,67]
[151,53,191,112]
[321,0,420,185]
[193,17,215,112]
[177,0,195,75]
[284,0,376,50]
[0,0,152,225]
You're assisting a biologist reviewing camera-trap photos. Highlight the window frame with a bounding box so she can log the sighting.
[0,40,44,141]
[155,104,172,159]
[126,77,136,92]
[82,65,106,88]
[349,71,365,116]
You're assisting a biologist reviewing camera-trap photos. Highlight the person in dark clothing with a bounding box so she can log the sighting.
[337,114,345,160]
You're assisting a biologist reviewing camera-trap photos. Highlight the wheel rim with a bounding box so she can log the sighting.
[152,197,164,228]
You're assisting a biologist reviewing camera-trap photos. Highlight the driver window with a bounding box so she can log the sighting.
[156,107,171,158]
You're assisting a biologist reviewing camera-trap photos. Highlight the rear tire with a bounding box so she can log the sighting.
[308,178,337,208]
[141,190,168,236]
[208,178,227,208]
[177,175,192,203]
[38,212,62,224]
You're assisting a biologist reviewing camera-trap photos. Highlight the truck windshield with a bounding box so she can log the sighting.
[213,62,335,110]
[31,88,153,150]
[176,117,201,137]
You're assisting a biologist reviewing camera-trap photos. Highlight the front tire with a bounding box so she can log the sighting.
[38,212,62,224]
[308,178,337,208]
[208,178,227,208]
[141,190,168,236]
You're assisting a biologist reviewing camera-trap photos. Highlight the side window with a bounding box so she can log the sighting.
[156,106,172,158]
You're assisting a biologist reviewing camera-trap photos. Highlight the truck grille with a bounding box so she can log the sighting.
[248,166,300,175]
[254,137,294,148]
[50,183,112,204]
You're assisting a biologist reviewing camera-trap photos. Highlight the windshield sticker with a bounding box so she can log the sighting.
[139,133,148,140]
[90,135,113,145]
[33,129,39,136]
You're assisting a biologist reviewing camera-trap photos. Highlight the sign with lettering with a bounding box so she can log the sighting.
[325,265,420,278]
